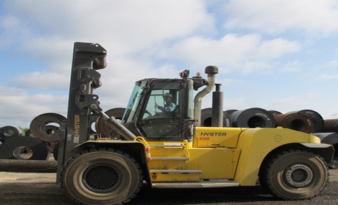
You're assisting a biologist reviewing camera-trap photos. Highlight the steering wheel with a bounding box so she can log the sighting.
[145,110,152,116]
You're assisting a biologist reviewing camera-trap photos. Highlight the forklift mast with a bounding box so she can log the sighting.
[57,42,107,174]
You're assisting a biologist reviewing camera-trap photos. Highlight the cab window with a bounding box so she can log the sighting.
[142,89,179,119]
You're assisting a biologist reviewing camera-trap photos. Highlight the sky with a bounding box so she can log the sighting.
[1,0,338,128]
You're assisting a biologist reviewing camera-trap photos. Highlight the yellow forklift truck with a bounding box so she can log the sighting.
[57,42,335,205]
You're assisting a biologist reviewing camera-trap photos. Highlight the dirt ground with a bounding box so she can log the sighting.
[0,169,337,205]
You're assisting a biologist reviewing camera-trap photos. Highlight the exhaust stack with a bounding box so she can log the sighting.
[194,66,218,127]
[212,84,223,127]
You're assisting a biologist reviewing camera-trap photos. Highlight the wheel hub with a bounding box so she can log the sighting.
[83,165,120,193]
[284,164,313,188]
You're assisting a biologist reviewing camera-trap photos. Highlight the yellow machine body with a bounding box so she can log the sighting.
[147,127,321,185]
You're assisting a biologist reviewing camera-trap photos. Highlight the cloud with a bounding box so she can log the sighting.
[326,60,338,67]
[254,39,301,59]
[280,60,302,72]
[2,0,214,54]
[1,0,335,129]
[318,74,338,80]
[17,38,74,69]
[271,92,322,111]
[159,34,301,74]
[0,16,29,47]
[269,92,338,120]
[0,0,214,88]
[10,70,70,90]
[222,0,338,35]
[223,98,250,110]
[0,86,67,127]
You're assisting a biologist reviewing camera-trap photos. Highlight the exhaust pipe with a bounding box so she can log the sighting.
[212,84,223,127]
[194,66,218,127]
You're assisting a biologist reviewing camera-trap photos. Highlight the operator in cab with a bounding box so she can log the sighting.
[155,93,176,117]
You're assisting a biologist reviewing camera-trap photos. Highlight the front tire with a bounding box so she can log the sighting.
[60,148,143,205]
[259,149,328,200]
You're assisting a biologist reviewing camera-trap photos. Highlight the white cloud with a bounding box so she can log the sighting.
[223,0,338,35]
[272,92,322,111]
[0,16,19,29]
[0,86,67,127]
[223,98,250,110]
[0,16,28,47]
[239,61,271,74]
[159,34,301,74]
[160,34,261,66]
[318,74,338,80]
[18,38,73,70]
[326,60,338,67]
[0,0,214,90]
[280,60,302,72]
[10,70,69,90]
[1,0,335,129]
[217,78,244,88]
[3,0,213,54]
[255,39,301,59]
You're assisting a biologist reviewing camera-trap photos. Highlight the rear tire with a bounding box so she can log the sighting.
[60,148,142,205]
[259,149,328,200]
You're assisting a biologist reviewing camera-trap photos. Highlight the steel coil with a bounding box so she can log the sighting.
[53,142,59,161]
[200,108,232,127]
[0,136,50,160]
[332,144,338,169]
[311,132,338,145]
[43,125,59,153]
[275,113,314,134]
[288,110,324,132]
[25,129,34,137]
[312,132,338,169]
[90,114,99,133]
[230,108,276,128]
[29,113,66,142]
[268,110,282,117]
[0,126,22,142]
[323,119,338,132]
[44,125,59,135]
[95,108,126,138]
[224,109,238,115]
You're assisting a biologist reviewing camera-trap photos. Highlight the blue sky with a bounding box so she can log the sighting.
[1,0,338,128]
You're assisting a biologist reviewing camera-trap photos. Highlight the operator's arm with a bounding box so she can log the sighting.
[155,104,165,112]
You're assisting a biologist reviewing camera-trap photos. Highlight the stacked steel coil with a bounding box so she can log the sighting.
[275,113,314,134]
[323,119,338,132]
[200,108,232,127]
[311,132,338,168]
[95,108,126,138]
[229,108,276,128]
[0,112,65,161]
[0,108,126,163]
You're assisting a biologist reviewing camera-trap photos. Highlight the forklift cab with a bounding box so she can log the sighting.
[122,78,195,141]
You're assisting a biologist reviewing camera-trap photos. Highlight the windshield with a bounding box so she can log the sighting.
[121,80,147,124]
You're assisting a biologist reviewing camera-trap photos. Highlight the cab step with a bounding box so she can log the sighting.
[150,145,185,148]
[150,169,202,174]
[151,157,189,161]
[152,181,240,188]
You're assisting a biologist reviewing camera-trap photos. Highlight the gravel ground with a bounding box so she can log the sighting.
[0,169,337,205]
